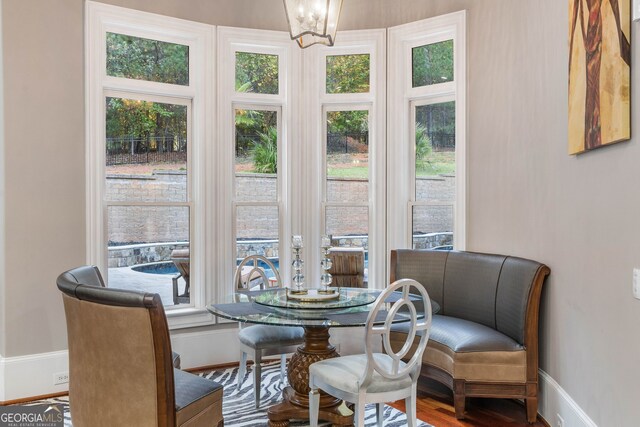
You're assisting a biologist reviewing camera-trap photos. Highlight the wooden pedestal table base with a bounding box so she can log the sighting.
[267,326,354,427]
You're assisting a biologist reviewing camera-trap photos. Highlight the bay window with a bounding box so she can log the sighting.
[87,2,466,327]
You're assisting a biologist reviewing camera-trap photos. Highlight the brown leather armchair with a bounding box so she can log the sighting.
[57,266,223,427]
[61,266,182,369]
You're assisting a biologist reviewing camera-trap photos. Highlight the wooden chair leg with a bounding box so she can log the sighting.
[526,397,538,423]
[172,276,180,305]
[183,277,190,298]
[453,379,466,419]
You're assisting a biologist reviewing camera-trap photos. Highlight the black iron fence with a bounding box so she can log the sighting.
[106,136,187,165]
[327,132,369,154]
[428,131,455,151]
[235,133,260,157]
[235,132,370,156]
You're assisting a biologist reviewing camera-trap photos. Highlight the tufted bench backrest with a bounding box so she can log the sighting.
[390,249,548,346]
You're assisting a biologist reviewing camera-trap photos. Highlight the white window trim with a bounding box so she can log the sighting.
[387,11,467,255]
[216,27,300,303]
[86,4,466,330]
[85,2,215,328]
[304,29,386,289]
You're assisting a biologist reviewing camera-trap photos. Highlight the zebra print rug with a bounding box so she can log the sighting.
[202,362,433,426]
[25,363,434,426]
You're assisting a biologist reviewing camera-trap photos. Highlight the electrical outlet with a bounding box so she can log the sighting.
[556,413,564,427]
[633,269,640,300]
[53,372,69,385]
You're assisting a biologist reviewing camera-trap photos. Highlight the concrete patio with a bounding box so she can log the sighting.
[108,266,187,307]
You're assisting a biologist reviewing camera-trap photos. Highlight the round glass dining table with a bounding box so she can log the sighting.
[207,287,438,427]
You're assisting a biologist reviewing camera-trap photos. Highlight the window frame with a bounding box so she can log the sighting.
[87,4,466,329]
[86,1,215,328]
[232,103,284,284]
[216,27,299,303]
[304,29,386,289]
[321,103,372,266]
[387,11,467,255]
[409,96,457,244]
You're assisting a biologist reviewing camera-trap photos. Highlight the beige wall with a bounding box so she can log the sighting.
[96,0,289,30]
[3,0,640,423]
[0,2,5,358]
[3,0,85,357]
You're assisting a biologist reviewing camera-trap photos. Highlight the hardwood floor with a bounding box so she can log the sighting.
[389,379,549,427]
[194,362,548,426]
[15,368,547,426]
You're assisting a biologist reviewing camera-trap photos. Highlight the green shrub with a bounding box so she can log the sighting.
[415,123,432,171]
[252,126,278,173]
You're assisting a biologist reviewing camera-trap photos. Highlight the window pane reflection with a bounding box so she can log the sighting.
[326,110,369,203]
[412,40,453,87]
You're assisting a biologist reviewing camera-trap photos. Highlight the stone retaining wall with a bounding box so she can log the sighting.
[108,232,452,269]
[106,171,454,248]
[108,242,189,268]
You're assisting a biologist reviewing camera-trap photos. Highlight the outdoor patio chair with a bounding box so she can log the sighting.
[328,247,366,287]
[171,248,190,305]
[234,255,305,408]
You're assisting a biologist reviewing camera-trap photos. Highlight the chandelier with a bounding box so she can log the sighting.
[283,0,343,48]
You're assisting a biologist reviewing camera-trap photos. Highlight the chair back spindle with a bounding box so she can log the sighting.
[234,255,281,291]
[364,279,432,383]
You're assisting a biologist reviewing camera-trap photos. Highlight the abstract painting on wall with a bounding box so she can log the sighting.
[569,0,630,155]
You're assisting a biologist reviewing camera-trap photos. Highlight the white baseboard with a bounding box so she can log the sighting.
[169,326,240,369]
[538,369,598,427]
[0,327,242,402]
[169,326,371,368]
[171,325,383,370]
[0,350,70,402]
[3,332,594,427]
[0,325,367,401]
[0,354,4,402]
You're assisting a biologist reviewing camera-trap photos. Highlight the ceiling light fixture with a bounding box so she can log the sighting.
[283,0,343,48]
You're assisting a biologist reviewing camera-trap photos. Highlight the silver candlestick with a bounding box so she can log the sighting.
[319,235,335,294]
[291,235,307,294]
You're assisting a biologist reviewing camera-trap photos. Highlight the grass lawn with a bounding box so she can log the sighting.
[416,151,455,177]
[327,167,369,179]
[327,151,455,179]
[106,151,455,179]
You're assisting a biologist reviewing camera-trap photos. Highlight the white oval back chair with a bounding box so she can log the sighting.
[308,279,432,427]
[234,255,305,408]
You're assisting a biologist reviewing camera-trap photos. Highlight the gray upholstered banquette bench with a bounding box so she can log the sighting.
[389,249,550,423]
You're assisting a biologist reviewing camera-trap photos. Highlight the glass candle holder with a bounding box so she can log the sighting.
[319,234,334,294]
[292,235,303,249]
[291,235,307,294]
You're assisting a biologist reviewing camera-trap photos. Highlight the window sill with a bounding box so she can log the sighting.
[166,307,216,330]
